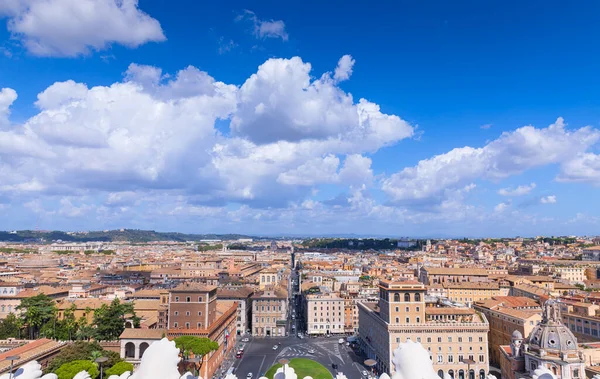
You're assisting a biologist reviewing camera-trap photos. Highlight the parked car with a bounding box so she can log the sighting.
[272,345,279,350]
[242,337,249,342]
[338,338,345,344]
[362,371,368,377]
[247,373,253,379]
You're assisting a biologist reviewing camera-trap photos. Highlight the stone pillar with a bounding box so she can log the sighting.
[120,342,126,359]
[135,342,141,360]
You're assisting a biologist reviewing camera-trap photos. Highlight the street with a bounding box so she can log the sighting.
[231,335,368,379]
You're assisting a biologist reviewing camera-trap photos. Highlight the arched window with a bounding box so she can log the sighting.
[404,293,410,302]
[415,293,421,301]
[458,370,465,379]
[438,370,444,378]
[394,293,400,302]
[139,342,149,359]
[469,369,474,379]
[125,342,135,358]
[448,370,454,379]
[479,370,485,379]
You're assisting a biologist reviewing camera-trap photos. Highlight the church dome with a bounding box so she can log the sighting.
[512,330,523,339]
[528,299,578,352]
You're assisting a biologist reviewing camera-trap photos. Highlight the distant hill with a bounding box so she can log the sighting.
[0,229,257,243]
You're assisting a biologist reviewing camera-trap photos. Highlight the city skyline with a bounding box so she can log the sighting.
[1,1,600,236]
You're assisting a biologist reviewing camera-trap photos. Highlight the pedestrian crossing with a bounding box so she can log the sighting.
[276,346,318,359]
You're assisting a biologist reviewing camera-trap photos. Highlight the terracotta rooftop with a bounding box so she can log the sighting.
[0,339,66,372]
[120,328,166,339]
[424,267,488,276]
[171,282,217,293]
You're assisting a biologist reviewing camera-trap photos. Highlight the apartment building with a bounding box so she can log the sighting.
[553,266,586,283]
[474,296,542,365]
[165,282,237,379]
[560,301,600,341]
[251,287,288,336]
[419,267,489,285]
[305,292,345,335]
[358,280,490,378]
[217,287,254,335]
[259,269,279,289]
[443,282,501,306]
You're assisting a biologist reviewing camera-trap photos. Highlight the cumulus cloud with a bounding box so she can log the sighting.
[334,55,355,82]
[557,153,600,185]
[0,87,17,124]
[498,183,536,196]
[540,195,557,204]
[0,55,406,213]
[382,118,600,204]
[480,123,492,130]
[0,0,166,57]
[237,10,288,41]
[494,202,509,212]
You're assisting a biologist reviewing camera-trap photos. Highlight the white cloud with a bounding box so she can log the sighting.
[237,10,288,41]
[0,55,408,212]
[0,0,166,57]
[480,123,492,130]
[334,55,355,82]
[557,153,600,185]
[498,182,536,196]
[540,195,557,204]
[494,202,509,212]
[0,87,17,124]
[382,118,600,204]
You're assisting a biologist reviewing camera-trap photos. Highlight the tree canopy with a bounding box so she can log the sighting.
[174,336,219,358]
[92,298,138,341]
[17,293,57,339]
[45,341,121,374]
[104,361,133,377]
[55,360,99,379]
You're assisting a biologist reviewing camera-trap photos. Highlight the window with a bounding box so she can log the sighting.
[416,317,420,323]
[198,296,203,302]
[416,306,420,312]
[406,307,410,312]
[185,322,190,328]
[437,355,443,363]
[468,337,473,342]
[395,307,399,312]
[186,311,190,316]
[404,293,410,302]
[415,293,421,301]
[448,337,452,342]
[478,337,483,342]
[174,322,178,327]
[417,337,421,342]
[394,293,400,302]
[186,297,191,302]
[175,297,179,302]
[174,311,179,316]
[198,311,202,316]
[427,337,432,343]
[395,317,399,323]
[458,337,463,342]
[448,355,453,363]
[479,355,484,363]
[438,337,442,343]
[406,317,410,323]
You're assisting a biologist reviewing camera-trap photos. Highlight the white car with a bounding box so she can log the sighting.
[247,374,253,379]
[362,371,368,377]
[242,337,249,342]
[273,345,279,350]
[308,349,315,354]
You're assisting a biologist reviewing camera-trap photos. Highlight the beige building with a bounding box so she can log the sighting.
[251,287,288,337]
[305,292,344,335]
[474,296,542,366]
[560,301,600,341]
[419,267,489,285]
[443,282,501,306]
[554,266,586,283]
[259,269,279,289]
[358,280,490,378]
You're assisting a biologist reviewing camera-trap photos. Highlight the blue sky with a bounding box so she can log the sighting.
[0,0,599,237]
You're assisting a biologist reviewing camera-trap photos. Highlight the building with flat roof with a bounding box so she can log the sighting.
[305,292,345,336]
[358,280,490,378]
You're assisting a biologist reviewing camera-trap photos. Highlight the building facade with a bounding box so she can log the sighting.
[358,280,490,378]
[251,288,288,337]
[305,292,345,336]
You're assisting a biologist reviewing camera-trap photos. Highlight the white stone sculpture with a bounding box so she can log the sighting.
[592,374,600,379]
[486,375,497,379]
[379,374,390,379]
[390,340,440,379]
[108,372,132,379]
[72,371,91,379]
[531,366,557,379]
[180,372,199,379]
[274,362,297,379]
[129,338,183,379]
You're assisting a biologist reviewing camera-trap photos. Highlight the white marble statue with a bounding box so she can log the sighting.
[72,371,91,379]
[390,340,444,379]
[0,361,57,379]
[531,366,557,379]
[486,375,497,379]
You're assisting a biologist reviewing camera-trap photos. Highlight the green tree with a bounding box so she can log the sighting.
[104,361,133,377]
[45,341,121,374]
[174,336,219,358]
[0,313,22,339]
[55,360,99,379]
[17,293,57,339]
[92,298,138,341]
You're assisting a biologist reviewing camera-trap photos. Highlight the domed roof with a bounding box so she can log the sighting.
[512,330,523,339]
[528,299,578,352]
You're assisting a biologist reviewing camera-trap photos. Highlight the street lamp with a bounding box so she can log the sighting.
[461,358,476,379]
[5,356,20,379]
[364,359,377,377]
[95,357,108,379]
